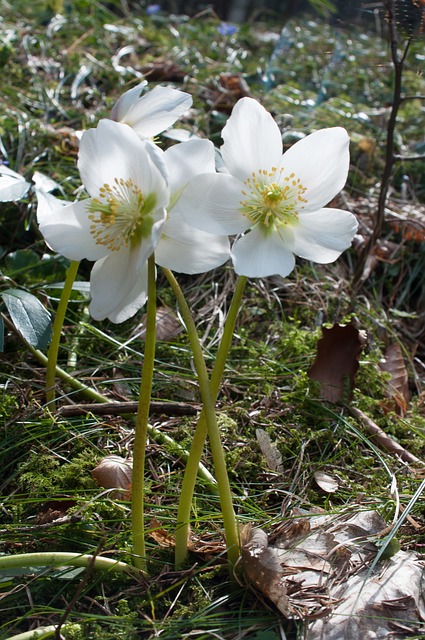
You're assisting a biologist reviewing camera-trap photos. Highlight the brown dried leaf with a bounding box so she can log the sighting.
[242,509,425,638]
[256,428,283,473]
[148,519,175,548]
[133,306,182,342]
[379,343,410,416]
[91,455,132,499]
[308,324,366,403]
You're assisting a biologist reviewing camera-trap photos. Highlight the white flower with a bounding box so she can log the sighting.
[155,138,230,273]
[0,165,30,201]
[179,97,358,278]
[110,81,193,139]
[37,119,169,323]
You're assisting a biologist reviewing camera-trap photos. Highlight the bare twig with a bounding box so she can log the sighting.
[57,400,200,417]
[349,406,422,465]
[353,0,413,286]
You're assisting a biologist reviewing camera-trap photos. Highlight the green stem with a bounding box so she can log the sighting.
[45,260,80,410]
[175,276,246,568]
[131,254,157,571]
[4,624,79,640]
[163,269,241,574]
[0,552,138,575]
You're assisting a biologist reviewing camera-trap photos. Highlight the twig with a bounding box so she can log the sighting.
[353,0,412,285]
[349,406,422,465]
[55,540,104,640]
[57,400,200,417]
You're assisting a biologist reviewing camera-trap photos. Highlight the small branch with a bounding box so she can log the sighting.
[349,406,422,465]
[57,400,200,417]
[394,154,425,161]
[400,94,425,102]
[353,0,412,286]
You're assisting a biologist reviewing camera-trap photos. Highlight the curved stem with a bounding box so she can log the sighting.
[175,276,246,568]
[5,625,78,640]
[131,255,157,571]
[163,268,241,574]
[0,552,138,575]
[45,260,80,410]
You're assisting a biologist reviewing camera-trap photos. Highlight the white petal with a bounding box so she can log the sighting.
[37,198,110,261]
[165,138,215,194]
[89,248,149,322]
[78,120,169,209]
[116,85,192,138]
[221,98,282,181]
[180,173,248,235]
[278,127,350,212]
[0,166,30,201]
[231,225,295,278]
[289,208,358,263]
[110,80,148,122]
[155,214,230,273]
[32,171,62,194]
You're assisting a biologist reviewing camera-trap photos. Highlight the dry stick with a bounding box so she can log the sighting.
[349,406,422,465]
[353,0,412,286]
[57,400,200,417]
[54,541,104,640]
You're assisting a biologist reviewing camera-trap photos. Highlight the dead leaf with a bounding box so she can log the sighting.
[313,471,339,493]
[242,509,425,639]
[132,306,182,342]
[148,519,175,548]
[308,324,367,403]
[379,343,410,416]
[256,428,284,473]
[91,455,132,499]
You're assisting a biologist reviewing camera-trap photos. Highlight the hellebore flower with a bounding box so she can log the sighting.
[180,97,358,278]
[0,165,31,201]
[110,82,192,140]
[37,119,169,323]
[155,138,230,273]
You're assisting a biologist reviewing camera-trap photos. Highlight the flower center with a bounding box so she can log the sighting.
[88,177,157,251]
[240,167,307,228]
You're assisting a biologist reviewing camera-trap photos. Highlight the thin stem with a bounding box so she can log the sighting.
[175,276,247,568]
[45,260,80,410]
[131,254,157,571]
[0,552,138,575]
[163,268,240,574]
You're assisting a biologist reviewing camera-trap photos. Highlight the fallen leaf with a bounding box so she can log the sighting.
[91,455,132,499]
[242,509,425,639]
[308,324,367,403]
[256,428,284,473]
[148,518,175,548]
[379,343,410,416]
[132,306,182,342]
[313,471,339,493]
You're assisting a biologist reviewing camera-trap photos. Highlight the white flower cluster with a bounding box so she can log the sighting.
[2,83,358,322]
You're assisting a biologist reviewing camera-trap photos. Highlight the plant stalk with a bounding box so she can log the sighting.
[162,268,241,574]
[45,260,80,410]
[131,254,157,570]
[175,275,246,568]
[0,552,137,574]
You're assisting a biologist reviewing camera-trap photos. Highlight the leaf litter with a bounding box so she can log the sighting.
[242,508,425,639]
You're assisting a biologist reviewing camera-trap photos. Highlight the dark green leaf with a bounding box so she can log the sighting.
[2,288,51,350]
